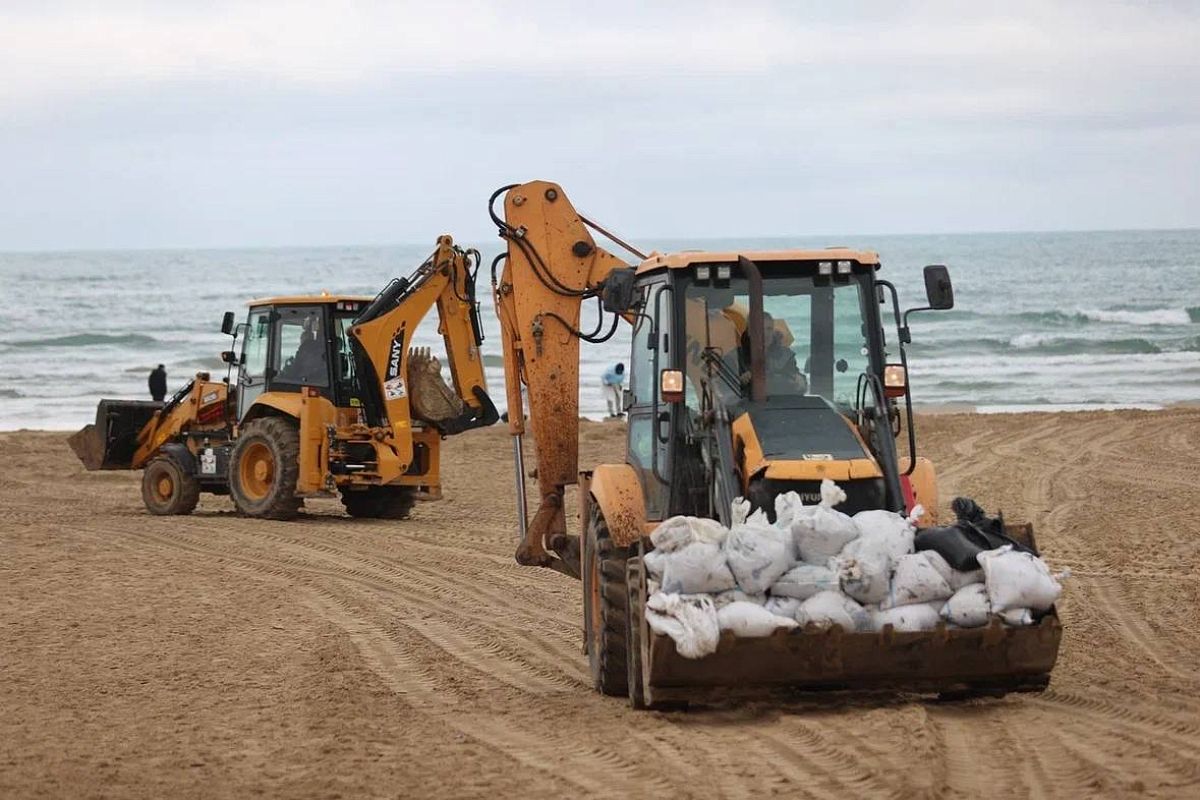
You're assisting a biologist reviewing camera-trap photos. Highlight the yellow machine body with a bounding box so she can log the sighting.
[490,179,1060,706]
[70,235,496,518]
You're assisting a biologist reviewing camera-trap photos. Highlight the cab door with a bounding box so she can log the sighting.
[237,308,272,420]
[625,280,673,520]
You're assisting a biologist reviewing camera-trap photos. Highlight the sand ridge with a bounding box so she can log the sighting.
[2,410,1199,798]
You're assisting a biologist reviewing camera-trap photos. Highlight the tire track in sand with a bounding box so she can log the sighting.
[118,525,588,692]
[119,523,674,797]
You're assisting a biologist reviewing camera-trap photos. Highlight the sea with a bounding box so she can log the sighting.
[2,229,1198,431]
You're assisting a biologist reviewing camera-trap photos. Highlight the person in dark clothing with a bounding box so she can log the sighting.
[148,364,168,402]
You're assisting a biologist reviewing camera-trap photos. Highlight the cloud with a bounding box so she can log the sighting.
[0,1,1196,248]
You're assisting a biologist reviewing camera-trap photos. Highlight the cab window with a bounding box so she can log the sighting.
[273,306,329,387]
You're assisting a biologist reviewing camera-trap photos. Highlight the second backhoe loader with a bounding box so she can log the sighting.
[70,236,498,519]
[490,181,1062,707]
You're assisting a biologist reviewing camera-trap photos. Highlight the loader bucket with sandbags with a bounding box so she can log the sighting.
[625,486,1065,708]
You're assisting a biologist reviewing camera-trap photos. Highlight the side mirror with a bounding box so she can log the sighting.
[600,268,638,313]
[923,265,954,310]
[221,311,237,336]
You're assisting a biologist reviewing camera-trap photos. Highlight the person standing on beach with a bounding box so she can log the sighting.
[602,363,625,418]
[148,364,167,402]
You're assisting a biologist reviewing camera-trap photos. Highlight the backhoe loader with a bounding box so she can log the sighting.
[490,181,1062,707]
[70,236,498,519]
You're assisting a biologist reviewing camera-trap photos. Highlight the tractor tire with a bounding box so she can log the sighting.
[229,417,301,520]
[141,456,200,516]
[340,486,416,520]
[626,557,647,709]
[584,499,630,697]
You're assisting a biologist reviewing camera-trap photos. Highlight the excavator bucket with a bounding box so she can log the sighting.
[407,347,465,425]
[627,523,1062,707]
[68,399,161,470]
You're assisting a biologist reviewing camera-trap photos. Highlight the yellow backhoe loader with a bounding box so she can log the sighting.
[70,236,498,519]
[490,181,1061,707]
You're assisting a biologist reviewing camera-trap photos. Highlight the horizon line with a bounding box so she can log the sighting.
[2,224,1198,256]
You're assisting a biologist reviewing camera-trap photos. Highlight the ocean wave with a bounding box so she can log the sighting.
[921,335,1165,355]
[927,307,1198,327]
[1077,307,1197,326]
[0,388,24,398]
[5,333,160,349]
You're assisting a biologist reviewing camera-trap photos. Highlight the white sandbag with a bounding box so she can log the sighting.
[977,545,1063,612]
[649,515,728,553]
[850,504,923,566]
[882,552,953,609]
[731,498,752,526]
[793,480,859,565]
[872,602,942,632]
[941,583,990,628]
[724,519,795,595]
[922,549,985,591]
[659,541,736,594]
[796,590,869,632]
[645,592,720,659]
[998,608,1034,626]
[771,564,839,600]
[830,551,890,605]
[774,490,815,532]
[712,589,767,608]
[717,601,799,637]
[643,548,666,579]
[764,595,803,619]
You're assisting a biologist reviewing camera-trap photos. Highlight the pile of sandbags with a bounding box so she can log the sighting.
[642,481,1067,659]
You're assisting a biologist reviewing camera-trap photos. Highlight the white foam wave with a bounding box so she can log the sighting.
[1079,308,1192,326]
[1009,332,1056,348]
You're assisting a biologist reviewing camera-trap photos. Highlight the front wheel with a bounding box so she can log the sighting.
[229,417,301,519]
[583,500,630,697]
[141,456,200,515]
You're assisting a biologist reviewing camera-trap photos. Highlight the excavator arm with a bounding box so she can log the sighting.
[350,235,498,465]
[490,181,639,576]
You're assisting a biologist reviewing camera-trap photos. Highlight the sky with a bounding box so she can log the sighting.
[1,1,1198,250]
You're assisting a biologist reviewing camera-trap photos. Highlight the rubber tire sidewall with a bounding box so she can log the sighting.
[141,456,200,516]
[584,500,629,697]
[229,417,301,520]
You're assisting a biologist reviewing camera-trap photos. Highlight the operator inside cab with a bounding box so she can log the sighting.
[683,269,871,411]
[748,313,808,396]
[277,309,328,385]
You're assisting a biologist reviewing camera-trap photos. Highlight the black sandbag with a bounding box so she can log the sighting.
[914,497,1033,570]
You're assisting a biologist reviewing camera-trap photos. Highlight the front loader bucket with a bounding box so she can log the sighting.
[628,523,1063,707]
[68,399,161,470]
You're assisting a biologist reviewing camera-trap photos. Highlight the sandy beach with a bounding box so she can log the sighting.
[2,409,1199,798]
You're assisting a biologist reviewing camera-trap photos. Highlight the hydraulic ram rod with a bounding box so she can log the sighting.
[513,435,529,542]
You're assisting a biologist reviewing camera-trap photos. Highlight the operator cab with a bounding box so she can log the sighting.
[219,295,371,421]
[621,250,952,525]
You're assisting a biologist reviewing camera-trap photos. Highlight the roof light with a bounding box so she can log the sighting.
[837,260,852,275]
[715,264,731,281]
[818,261,833,276]
[696,265,712,281]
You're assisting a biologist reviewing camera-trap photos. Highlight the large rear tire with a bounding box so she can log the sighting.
[584,500,629,697]
[141,456,200,515]
[340,486,416,520]
[229,417,301,520]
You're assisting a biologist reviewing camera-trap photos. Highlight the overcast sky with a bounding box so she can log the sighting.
[1,1,1197,250]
